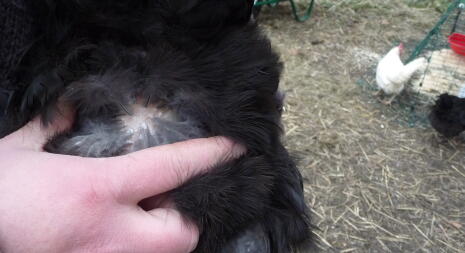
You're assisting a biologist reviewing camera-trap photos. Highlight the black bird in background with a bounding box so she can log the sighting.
[0,0,315,252]
[430,93,465,138]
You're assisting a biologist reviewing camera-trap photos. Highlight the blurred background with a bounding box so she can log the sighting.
[256,0,465,252]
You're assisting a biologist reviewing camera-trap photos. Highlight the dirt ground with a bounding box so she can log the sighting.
[258,0,465,252]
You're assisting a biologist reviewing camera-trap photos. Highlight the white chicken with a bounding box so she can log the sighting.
[376,43,428,104]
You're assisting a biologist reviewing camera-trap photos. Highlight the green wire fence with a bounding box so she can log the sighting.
[408,0,465,62]
[254,0,315,22]
[358,0,465,128]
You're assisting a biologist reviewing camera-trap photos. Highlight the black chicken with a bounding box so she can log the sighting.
[430,93,465,138]
[0,0,315,252]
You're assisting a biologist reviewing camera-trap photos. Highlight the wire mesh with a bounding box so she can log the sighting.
[409,0,465,98]
[358,0,465,127]
[253,0,315,21]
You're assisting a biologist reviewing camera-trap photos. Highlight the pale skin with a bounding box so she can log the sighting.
[0,111,245,253]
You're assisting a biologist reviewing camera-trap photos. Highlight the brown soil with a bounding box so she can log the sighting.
[259,0,465,252]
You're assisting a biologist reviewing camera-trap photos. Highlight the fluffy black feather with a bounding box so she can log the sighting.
[430,93,465,138]
[0,1,315,252]
[0,88,9,117]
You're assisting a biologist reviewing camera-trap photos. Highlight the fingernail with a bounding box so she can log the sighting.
[215,136,246,158]
[231,141,247,158]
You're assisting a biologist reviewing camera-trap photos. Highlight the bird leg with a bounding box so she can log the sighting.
[381,94,397,105]
[373,90,383,97]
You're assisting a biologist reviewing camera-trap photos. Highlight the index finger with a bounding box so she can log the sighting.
[96,137,246,203]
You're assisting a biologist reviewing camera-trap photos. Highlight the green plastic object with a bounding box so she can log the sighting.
[254,0,315,22]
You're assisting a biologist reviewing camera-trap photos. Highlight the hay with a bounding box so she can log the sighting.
[412,49,465,98]
[259,0,465,252]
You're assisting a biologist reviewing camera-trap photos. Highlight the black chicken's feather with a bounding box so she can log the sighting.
[430,93,465,137]
[1,1,316,252]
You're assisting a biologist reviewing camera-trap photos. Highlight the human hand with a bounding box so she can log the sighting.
[0,113,245,253]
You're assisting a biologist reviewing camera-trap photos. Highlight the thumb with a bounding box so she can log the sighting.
[1,105,74,151]
[143,208,199,253]
[124,208,199,253]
